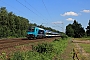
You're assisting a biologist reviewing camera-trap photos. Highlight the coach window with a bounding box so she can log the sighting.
[42,30,44,34]
[38,30,44,34]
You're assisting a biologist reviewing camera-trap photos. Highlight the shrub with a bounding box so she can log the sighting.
[32,43,54,53]
[61,34,68,39]
[53,39,60,42]
[10,52,24,60]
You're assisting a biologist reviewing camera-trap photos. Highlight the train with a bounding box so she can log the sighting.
[27,26,60,39]
[45,30,60,37]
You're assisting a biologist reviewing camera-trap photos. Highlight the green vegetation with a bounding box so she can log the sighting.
[32,43,54,53]
[86,20,90,36]
[72,38,90,60]
[80,44,90,53]
[0,53,7,60]
[0,37,69,60]
[66,20,85,38]
[66,20,90,38]
[0,7,29,38]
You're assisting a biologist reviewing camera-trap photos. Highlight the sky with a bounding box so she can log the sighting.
[0,0,90,32]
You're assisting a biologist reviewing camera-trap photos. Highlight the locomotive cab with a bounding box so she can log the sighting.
[27,27,45,39]
[27,27,36,39]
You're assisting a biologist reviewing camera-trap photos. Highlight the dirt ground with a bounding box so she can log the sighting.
[72,39,90,60]
[60,38,90,60]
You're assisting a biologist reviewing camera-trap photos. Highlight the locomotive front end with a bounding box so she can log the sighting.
[27,27,36,39]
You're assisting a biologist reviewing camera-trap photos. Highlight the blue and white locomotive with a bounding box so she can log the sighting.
[27,26,46,39]
[27,26,60,39]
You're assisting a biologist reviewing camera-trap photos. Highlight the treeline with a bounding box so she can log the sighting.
[0,7,60,38]
[0,7,29,38]
[66,20,90,38]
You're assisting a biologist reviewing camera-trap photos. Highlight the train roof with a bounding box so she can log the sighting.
[38,27,45,30]
[45,30,52,33]
[29,26,45,30]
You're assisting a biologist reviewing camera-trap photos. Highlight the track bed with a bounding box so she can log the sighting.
[0,37,60,55]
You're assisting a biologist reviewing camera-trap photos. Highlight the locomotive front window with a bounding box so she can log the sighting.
[46,33,52,35]
[28,27,35,32]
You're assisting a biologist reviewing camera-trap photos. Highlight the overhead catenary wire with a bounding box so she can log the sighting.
[42,0,63,31]
[16,0,39,17]
[42,0,63,32]
[0,0,61,31]
[24,0,49,21]
[0,0,21,15]
[42,0,51,19]
[0,0,48,26]
[24,0,50,26]
[16,0,48,23]
[0,0,35,22]
[41,0,56,27]
[53,22,64,32]
[0,0,60,32]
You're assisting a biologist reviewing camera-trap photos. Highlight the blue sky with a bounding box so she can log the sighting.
[0,0,90,32]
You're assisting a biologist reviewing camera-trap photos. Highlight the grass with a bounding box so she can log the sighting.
[79,43,90,60]
[59,38,74,60]
[0,37,69,60]
[72,37,90,60]
[73,37,90,54]
[80,43,90,53]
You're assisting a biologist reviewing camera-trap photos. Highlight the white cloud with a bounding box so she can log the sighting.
[61,11,78,16]
[81,10,90,13]
[66,18,74,21]
[52,21,63,24]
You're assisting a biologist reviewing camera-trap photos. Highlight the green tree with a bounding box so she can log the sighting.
[66,20,85,38]
[8,12,16,37]
[86,20,90,36]
[0,7,8,38]
[0,7,29,38]
[66,24,74,37]
[72,20,85,38]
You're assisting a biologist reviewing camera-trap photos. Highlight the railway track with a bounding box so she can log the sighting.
[0,37,60,50]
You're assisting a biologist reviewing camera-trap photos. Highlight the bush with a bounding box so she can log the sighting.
[10,52,24,60]
[61,34,68,39]
[53,39,60,42]
[32,43,54,53]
